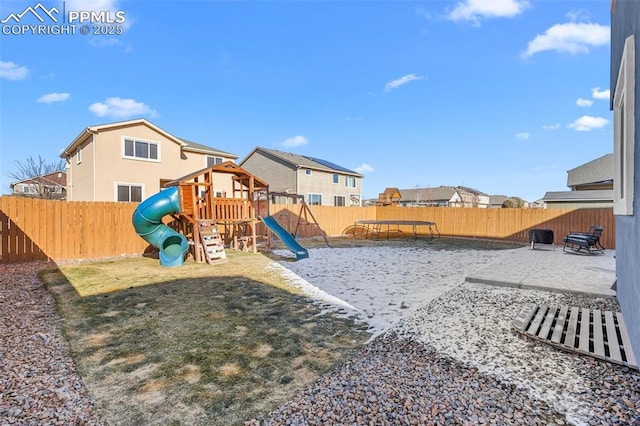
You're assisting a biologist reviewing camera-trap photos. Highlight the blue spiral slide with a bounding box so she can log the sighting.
[132,186,189,267]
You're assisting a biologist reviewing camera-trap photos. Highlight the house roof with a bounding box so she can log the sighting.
[179,138,238,158]
[60,119,237,159]
[380,187,401,197]
[488,195,509,206]
[241,147,362,176]
[543,189,614,202]
[566,154,613,188]
[10,171,66,188]
[456,185,488,196]
[399,186,457,202]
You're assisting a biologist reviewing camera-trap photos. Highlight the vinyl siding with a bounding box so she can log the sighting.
[297,169,362,206]
[241,151,297,193]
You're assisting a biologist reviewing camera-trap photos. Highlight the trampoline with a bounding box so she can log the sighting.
[355,220,440,240]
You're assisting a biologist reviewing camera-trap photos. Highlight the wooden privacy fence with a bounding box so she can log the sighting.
[0,196,147,263]
[374,206,615,249]
[270,204,615,250]
[0,196,615,263]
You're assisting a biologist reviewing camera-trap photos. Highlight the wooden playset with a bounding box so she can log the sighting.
[164,161,269,264]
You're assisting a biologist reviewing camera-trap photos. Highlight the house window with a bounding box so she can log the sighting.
[345,176,356,188]
[22,185,29,193]
[332,174,339,184]
[76,147,82,164]
[308,193,322,205]
[334,195,346,206]
[123,138,159,161]
[614,35,635,216]
[116,184,143,202]
[305,169,312,176]
[207,156,223,167]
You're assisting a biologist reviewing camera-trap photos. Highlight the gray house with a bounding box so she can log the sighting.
[611,0,640,362]
[239,147,363,206]
[543,154,614,208]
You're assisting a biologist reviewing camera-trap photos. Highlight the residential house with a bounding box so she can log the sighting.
[398,186,489,208]
[488,195,509,208]
[611,0,640,361]
[10,171,66,199]
[543,154,613,208]
[378,187,401,206]
[239,147,363,206]
[458,186,490,208]
[59,119,238,202]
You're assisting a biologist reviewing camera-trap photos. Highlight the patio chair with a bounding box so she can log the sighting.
[562,226,604,254]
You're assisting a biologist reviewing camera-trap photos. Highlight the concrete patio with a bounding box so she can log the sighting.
[466,245,617,298]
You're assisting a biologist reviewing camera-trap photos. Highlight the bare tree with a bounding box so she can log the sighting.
[8,156,67,199]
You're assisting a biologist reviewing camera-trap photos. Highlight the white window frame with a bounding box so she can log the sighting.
[76,146,82,164]
[305,169,312,176]
[308,193,322,205]
[122,137,161,162]
[207,155,224,167]
[613,35,635,216]
[334,195,346,206]
[115,182,145,202]
[345,175,356,188]
[332,174,339,184]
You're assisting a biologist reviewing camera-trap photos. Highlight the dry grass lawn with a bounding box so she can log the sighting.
[41,249,370,425]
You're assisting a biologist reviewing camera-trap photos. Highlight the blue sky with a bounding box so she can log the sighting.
[0,0,612,202]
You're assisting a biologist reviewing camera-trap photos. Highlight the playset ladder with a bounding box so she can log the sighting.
[197,220,227,265]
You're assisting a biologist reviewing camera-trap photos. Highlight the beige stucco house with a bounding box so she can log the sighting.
[239,147,363,206]
[60,119,238,202]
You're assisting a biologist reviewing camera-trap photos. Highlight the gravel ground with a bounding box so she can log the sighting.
[250,333,568,425]
[0,262,102,425]
[249,284,640,425]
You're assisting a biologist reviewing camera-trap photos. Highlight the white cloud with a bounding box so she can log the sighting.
[567,115,609,132]
[37,92,70,104]
[542,123,561,130]
[280,135,308,148]
[384,74,423,92]
[355,163,375,174]
[448,0,529,24]
[566,9,590,22]
[523,22,609,57]
[88,97,157,118]
[576,98,593,107]
[0,60,28,80]
[515,132,530,140]
[591,87,610,100]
